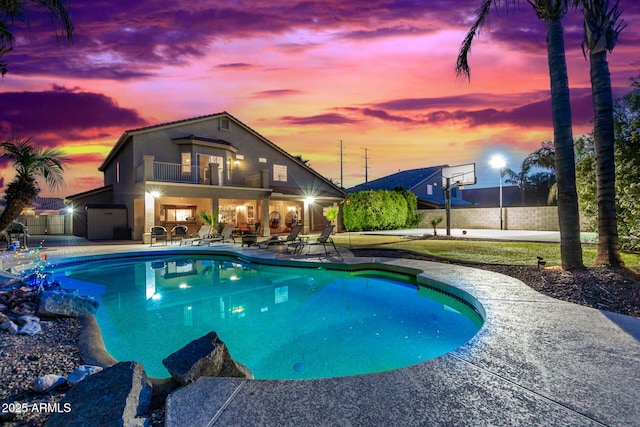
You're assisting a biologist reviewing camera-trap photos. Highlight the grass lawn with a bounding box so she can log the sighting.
[330,234,640,267]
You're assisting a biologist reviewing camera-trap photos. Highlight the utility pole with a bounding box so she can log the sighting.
[361,147,370,183]
[339,140,344,188]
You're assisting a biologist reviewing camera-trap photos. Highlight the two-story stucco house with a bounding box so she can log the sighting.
[67,112,345,242]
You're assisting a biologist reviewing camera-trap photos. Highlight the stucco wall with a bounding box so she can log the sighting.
[418,206,591,232]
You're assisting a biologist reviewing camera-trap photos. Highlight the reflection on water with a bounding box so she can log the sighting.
[54,256,482,379]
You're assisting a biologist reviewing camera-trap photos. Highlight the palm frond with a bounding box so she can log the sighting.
[31,0,74,41]
[456,0,495,81]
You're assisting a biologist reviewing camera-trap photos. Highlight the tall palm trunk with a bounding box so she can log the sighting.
[590,50,622,266]
[546,17,584,270]
[579,0,625,266]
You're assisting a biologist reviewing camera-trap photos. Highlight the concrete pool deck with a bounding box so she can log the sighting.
[7,235,640,426]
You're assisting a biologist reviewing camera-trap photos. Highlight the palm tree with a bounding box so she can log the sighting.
[0,0,74,77]
[576,0,625,266]
[457,0,584,270]
[504,143,556,205]
[504,160,532,206]
[0,137,68,232]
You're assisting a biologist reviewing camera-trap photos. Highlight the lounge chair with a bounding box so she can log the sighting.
[179,225,212,246]
[258,224,302,249]
[150,226,168,246]
[304,224,336,254]
[204,225,236,245]
[171,225,188,245]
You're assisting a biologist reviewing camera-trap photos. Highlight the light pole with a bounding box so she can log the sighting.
[490,155,506,230]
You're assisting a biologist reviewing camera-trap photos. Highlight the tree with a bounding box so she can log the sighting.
[503,160,531,206]
[575,0,625,266]
[0,0,74,77]
[575,77,640,253]
[504,143,556,206]
[612,76,640,251]
[457,0,584,270]
[0,137,68,232]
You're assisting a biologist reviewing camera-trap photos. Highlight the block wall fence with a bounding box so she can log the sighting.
[417,206,592,232]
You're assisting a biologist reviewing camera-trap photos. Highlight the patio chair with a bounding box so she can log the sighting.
[305,224,336,255]
[258,224,302,249]
[171,225,188,245]
[204,225,236,245]
[179,225,212,246]
[150,226,168,246]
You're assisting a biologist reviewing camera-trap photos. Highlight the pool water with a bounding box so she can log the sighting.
[52,255,483,379]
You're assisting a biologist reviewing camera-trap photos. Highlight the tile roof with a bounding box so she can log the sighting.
[171,135,233,146]
[126,112,227,134]
[347,166,444,192]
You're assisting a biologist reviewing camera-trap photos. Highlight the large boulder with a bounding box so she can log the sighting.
[37,290,99,318]
[45,361,152,427]
[162,331,253,385]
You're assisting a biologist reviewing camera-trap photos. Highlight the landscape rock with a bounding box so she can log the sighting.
[162,331,253,385]
[45,361,151,427]
[16,314,39,325]
[32,374,66,392]
[0,312,9,323]
[37,290,99,318]
[18,321,42,336]
[66,364,103,385]
[1,320,18,334]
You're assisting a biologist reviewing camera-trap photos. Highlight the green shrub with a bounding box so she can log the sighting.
[343,190,411,231]
[394,187,422,227]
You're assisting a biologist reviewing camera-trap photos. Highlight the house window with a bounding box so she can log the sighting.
[163,205,196,222]
[220,118,230,131]
[259,157,267,163]
[427,184,433,196]
[181,153,191,174]
[116,162,120,183]
[273,164,287,182]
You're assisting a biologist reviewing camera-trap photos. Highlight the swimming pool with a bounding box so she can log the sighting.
[51,254,483,379]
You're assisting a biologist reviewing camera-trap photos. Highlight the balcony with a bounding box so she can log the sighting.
[153,161,209,184]
[137,158,268,189]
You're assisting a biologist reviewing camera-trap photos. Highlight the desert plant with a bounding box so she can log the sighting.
[429,217,443,236]
[326,206,339,222]
[198,208,219,227]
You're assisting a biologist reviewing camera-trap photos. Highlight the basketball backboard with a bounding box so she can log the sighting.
[441,163,476,188]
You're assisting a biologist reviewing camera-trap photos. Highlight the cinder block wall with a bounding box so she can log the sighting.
[418,206,591,232]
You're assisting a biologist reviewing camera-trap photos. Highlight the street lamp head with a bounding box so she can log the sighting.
[489,154,506,170]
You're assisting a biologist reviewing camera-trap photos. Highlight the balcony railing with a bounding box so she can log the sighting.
[143,160,265,188]
[153,161,208,184]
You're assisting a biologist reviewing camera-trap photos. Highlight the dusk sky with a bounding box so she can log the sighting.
[1,0,639,198]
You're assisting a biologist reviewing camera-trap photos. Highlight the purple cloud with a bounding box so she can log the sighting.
[4,0,639,80]
[216,63,256,69]
[252,89,304,98]
[338,88,597,128]
[279,113,360,125]
[0,85,146,145]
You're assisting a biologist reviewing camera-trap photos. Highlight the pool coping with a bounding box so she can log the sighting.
[47,244,640,426]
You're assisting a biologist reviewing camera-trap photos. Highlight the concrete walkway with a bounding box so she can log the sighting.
[5,235,640,426]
